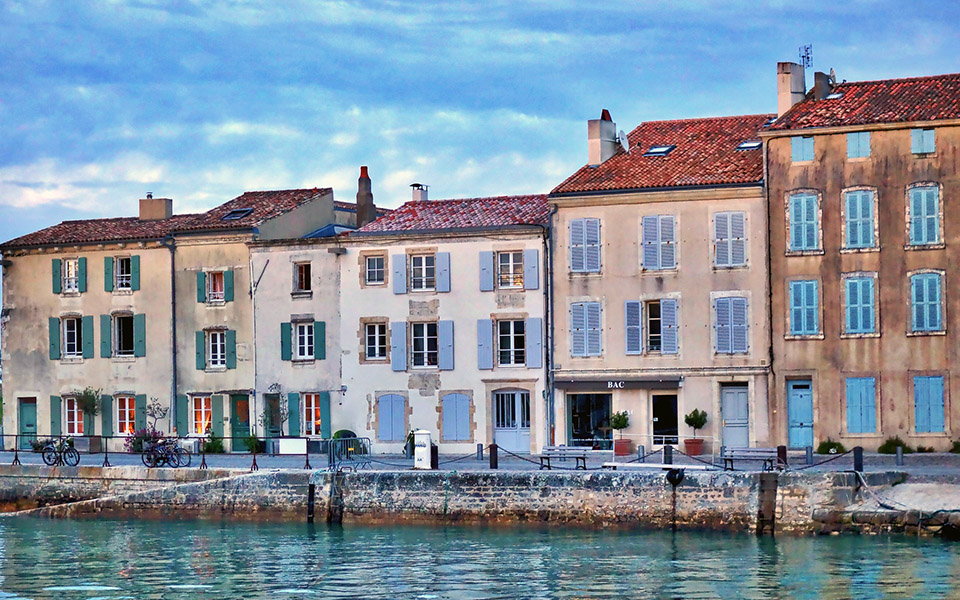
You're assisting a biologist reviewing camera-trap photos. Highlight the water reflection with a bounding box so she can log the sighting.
[0,519,956,599]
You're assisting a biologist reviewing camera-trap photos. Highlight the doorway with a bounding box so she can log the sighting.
[652,394,678,445]
[721,385,750,448]
[231,394,250,450]
[787,380,814,448]
[263,394,282,438]
[18,398,37,450]
[567,393,612,449]
[493,390,531,453]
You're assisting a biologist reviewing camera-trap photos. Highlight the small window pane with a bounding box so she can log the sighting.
[365,256,385,285]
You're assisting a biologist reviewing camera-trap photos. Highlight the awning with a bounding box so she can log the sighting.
[553,377,682,391]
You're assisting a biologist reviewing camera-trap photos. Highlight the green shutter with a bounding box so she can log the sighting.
[83,410,94,436]
[104,257,114,292]
[81,315,94,359]
[287,393,301,436]
[318,391,331,439]
[223,270,234,302]
[49,317,61,360]
[50,396,62,436]
[133,314,146,357]
[100,315,112,358]
[315,321,326,360]
[52,259,62,294]
[280,322,292,361]
[196,271,206,303]
[135,394,147,430]
[211,395,224,437]
[130,255,140,291]
[77,257,87,293]
[101,395,114,437]
[196,331,205,370]
[176,395,189,437]
[225,329,237,369]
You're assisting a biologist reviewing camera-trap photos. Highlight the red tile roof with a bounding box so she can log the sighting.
[353,195,549,234]
[770,72,960,131]
[334,200,393,217]
[174,188,332,232]
[552,114,772,195]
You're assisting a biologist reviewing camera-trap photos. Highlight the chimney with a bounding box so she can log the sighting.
[587,109,617,166]
[356,165,376,228]
[410,183,428,202]
[777,62,806,116]
[812,71,831,101]
[139,194,173,220]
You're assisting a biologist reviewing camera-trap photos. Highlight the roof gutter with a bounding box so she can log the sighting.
[348,224,546,238]
[0,235,171,252]
[548,181,763,199]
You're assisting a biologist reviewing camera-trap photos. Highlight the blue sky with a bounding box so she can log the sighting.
[0,0,958,245]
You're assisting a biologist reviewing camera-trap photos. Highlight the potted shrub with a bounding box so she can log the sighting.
[610,411,631,456]
[73,387,102,453]
[683,409,708,456]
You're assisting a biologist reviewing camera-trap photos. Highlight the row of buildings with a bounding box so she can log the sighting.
[2,62,959,453]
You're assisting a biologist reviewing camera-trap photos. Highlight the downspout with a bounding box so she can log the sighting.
[544,203,560,446]
[162,234,178,434]
[762,138,777,446]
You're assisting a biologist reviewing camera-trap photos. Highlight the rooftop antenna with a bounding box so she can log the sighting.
[617,129,629,153]
[799,44,812,76]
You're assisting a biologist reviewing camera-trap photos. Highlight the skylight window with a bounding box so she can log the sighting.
[736,140,762,151]
[763,117,777,128]
[222,208,254,221]
[643,144,675,157]
[826,92,844,100]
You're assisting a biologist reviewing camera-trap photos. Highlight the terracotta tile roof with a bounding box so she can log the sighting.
[0,214,199,248]
[333,200,393,216]
[770,72,960,131]
[174,188,332,232]
[551,114,773,195]
[353,195,549,234]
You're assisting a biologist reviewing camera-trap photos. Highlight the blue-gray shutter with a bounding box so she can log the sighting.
[104,257,114,292]
[456,395,470,441]
[661,298,678,354]
[133,313,146,357]
[730,213,746,266]
[477,319,494,370]
[100,395,113,437]
[642,215,659,269]
[49,318,61,360]
[479,251,495,291]
[81,315,94,358]
[570,303,586,357]
[586,302,602,356]
[176,395,189,436]
[714,213,730,267]
[523,249,539,290]
[223,270,235,302]
[130,255,140,291]
[378,396,394,440]
[100,315,112,358]
[52,259,62,294]
[660,216,676,269]
[584,218,601,272]
[314,321,326,360]
[392,254,407,294]
[436,252,451,292]
[442,394,457,441]
[77,257,87,293]
[390,322,407,371]
[525,317,543,368]
[135,394,147,430]
[438,320,454,370]
[911,129,924,153]
[392,396,406,441]
[569,219,585,272]
[287,393,301,436]
[731,298,748,353]
[196,271,206,303]
[195,331,205,370]
[715,298,731,353]
[625,301,642,355]
[211,395,223,437]
[225,329,237,369]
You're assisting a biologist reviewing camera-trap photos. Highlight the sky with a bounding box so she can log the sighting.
[0,0,959,247]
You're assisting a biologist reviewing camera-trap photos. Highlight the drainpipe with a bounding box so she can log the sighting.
[762,138,777,446]
[162,234,178,434]
[543,203,560,446]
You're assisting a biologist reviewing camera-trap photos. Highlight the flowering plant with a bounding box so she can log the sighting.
[124,428,165,453]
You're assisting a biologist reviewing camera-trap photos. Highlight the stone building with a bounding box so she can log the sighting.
[762,65,960,450]
[548,110,774,454]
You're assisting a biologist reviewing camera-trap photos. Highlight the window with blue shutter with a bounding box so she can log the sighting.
[524,317,543,368]
[392,254,407,294]
[844,190,875,249]
[378,394,406,441]
[625,301,642,355]
[569,218,601,273]
[442,393,471,442]
[523,248,540,290]
[789,193,819,251]
[570,302,601,357]
[910,273,943,332]
[479,251,495,291]
[911,128,935,154]
[436,252,451,293]
[791,136,815,161]
[845,377,877,434]
[844,277,876,334]
[438,320,454,371]
[789,280,819,336]
[846,131,871,158]
[642,215,676,270]
[914,376,945,433]
[390,322,407,371]
[660,298,678,355]
[714,212,746,267]
[909,186,940,245]
[715,297,748,354]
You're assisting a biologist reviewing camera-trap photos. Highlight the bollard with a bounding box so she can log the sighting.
[896,445,904,466]
[489,443,499,470]
[477,443,484,461]
[638,445,646,463]
[304,447,312,470]
[663,444,673,465]
[102,439,111,467]
[430,443,439,470]
[777,445,788,469]
[854,446,864,472]
[805,445,813,466]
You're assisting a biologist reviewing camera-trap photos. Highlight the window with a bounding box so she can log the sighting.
[910,273,942,333]
[914,376,945,433]
[714,212,746,267]
[63,317,83,357]
[411,322,438,367]
[715,297,748,354]
[208,271,225,302]
[847,132,871,158]
[115,315,135,356]
[790,136,815,162]
[643,144,675,156]
[826,92,844,100]
[736,140,761,151]
[295,322,315,360]
[192,396,212,435]
[911,128,935,154]
[844,190,876,249]
[844,276,876,335]
[570,301,601,357]
[788,193,819,252]
[646,301,662,352]
[641,215,676,270]
[207,330,226,368]
[222,208,253,221]
[410,254,435,291]
[498,320,526,366]
[115,257,132,290]
[365,323,388,360]
[64,397,83,435]
[63,258,79,292]
[909,186,940,245]
[365,255,385,285]
[295,263,311,292]
[846,378,877,434]
[789,280,819,336]
[497,251,524,288]
[303,393,322,436]
[569,218,601,273]
[116,395,135,435]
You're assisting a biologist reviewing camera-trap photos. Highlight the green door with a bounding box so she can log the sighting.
[18,398,37,450]
[230,394,250,451]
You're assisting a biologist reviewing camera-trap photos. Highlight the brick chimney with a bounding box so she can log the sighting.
[356,166,376,228]
[587,109,617,166]
[411,183,428,202]
[139,193,173,220]
[777,62,806,116]
[812,71,831,101]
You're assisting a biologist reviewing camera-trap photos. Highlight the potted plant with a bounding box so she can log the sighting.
[610,411,631,456]
[73,387,102,453]
[683,409,708,456]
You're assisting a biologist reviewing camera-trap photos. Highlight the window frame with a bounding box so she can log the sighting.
[841,273,879,337]
[645,300,663,352]
[303,392,322,437]
[365,322,388,361]
[62,316,83,358]
[207,329,227,368]
[409,254,436,292]
[713,211,747,268]
[294,262,312,293]
[570,301,602,357]
[714,295,749,355]
[906,183,943,248]
[786,191,822,254]
[790,135,815,162]
[908,270,945,335]
[116,395,136,435]
[841,188,878,251]
[497,319,526,366]
[846,131,871,159]
[192,395,213,435]
[911,128,936,155]
[410,321,439,368]
[64,396,84,435]
[207,271,225,303]
[62,258,80,293]
[365,255,386,286]
[787,279,820,338]
[569,218,601,274]
[497,251,524,289]
[294,321,315,361]
[115,256,133,290]
[114,313,136,357]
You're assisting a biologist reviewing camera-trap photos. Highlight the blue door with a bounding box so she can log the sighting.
[18,398,37,450]
[787,380,814,448]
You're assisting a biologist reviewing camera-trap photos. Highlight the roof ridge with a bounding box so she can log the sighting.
[407,194,547,204]
[837,71,960,87]
[631,113,775,127]
[240,187,331,194]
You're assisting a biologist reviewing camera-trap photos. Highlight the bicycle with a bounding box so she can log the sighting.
[41,439,80,467]
[142,438,189,468]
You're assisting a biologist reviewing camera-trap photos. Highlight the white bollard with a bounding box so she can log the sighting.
[414,429,433,470]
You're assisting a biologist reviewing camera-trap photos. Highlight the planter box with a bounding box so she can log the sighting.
[73,437,101,454]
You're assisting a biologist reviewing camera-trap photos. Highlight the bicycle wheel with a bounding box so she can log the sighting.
[42,446,58,466]
[141,448,153,467]
[144,448,161,468]
[63,447,80,467]
[172,447,190,468]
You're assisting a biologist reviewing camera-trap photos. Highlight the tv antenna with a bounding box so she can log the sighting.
[799,44,812,70]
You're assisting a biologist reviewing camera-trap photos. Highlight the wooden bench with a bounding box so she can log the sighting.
[538,446,589,470]
[721,447,784,471]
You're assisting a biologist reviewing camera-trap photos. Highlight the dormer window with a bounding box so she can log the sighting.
[736,140,762,151]
[222,208,253,221]
[825,92,844,100]
[763,117,777,128]
[643,145,676,157]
